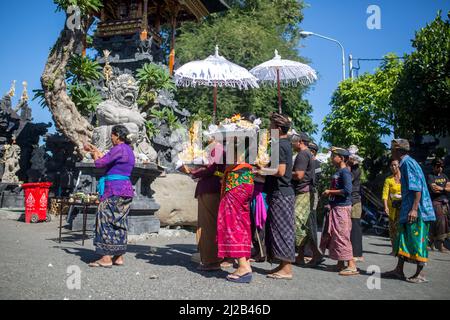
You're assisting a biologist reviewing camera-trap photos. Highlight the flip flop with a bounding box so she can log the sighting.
[406,276,429,284]
[339,268,360,276]
[88,261,113,269]
[304,258,326,268]
[226,272,253,284]
[267,273,293,280]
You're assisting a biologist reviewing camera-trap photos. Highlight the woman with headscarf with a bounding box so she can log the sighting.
[217,137,255,283]
[84,125,135,268]
[382,159,402,252]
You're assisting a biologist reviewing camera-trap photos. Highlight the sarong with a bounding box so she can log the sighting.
[217,183,253,259]
[350,202,363,257]
[307,190,319,247]
[350,218,363,257]
[266,192,296,263]
[198,193,221,265]
[250,183,268,260]
[395,217,430,265]
[320,205,353,261]
[294,192,311,247]
[431,200,450,242]
[94,196,132,256]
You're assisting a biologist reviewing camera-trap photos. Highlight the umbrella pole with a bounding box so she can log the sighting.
[277,68,282,114]
[213,82,218,124]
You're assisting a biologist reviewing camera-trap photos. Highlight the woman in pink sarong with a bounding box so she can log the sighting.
[320,147,359,276]
[217,162,255,283]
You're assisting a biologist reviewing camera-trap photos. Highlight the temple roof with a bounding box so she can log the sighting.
[96,0,229,22]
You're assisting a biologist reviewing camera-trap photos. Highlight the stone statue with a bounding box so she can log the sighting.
[1,138,21,184]
[27,145,48,182]
[92,74,157,163]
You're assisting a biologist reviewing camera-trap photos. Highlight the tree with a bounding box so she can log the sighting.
[392,11,450,139]
[323,54,403,161]
[39,0,102,156]
[174,0,316,134]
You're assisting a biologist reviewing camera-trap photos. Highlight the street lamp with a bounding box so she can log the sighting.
[300,31,346,81]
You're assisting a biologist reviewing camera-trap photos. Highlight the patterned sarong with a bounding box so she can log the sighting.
[266,192,296,263]
[320,205,353,261]
[294,192,311,247]
[94,196,132,256]
[395,217,430,264]
[217,183,254,259]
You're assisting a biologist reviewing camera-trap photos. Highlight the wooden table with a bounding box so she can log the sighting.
[56,198,99,246]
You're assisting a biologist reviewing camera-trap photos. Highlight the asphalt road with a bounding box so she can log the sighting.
[0,215,449,300]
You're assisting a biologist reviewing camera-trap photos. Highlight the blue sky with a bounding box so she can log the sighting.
[0,0,449,142]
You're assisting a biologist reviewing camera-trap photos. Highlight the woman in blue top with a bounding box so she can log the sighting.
[320,147,358,276]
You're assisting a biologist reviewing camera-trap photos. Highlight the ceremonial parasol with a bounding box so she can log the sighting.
[250,50,318,114]
[174,46,259,122]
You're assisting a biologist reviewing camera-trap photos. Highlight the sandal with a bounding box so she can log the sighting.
[406,276,429,284]
[88,261,113,268]
[339,268,360,276]
[266,273,293,280]
[226,272,253,284]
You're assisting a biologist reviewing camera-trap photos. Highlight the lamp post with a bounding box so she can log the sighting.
[300,31,346,81]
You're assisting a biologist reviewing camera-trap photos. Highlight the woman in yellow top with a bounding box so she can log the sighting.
[382,159,402,251]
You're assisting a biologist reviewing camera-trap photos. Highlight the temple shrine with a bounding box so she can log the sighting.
[93,0,229,74]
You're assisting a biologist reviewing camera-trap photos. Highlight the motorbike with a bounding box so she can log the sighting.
[361,204,389,236]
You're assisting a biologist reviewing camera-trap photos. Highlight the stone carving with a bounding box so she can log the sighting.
[92,74,157,163]
[1,86,50,184]
[27,145,48,182]
[1,139,21,183]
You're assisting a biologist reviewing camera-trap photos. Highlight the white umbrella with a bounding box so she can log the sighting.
[250,50,318,113]
[174,46,259,122]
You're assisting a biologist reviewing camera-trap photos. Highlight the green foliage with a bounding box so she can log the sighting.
[136,63,176,108]
[54,0,102,15]
[174,0,316,134]
[323,54,403,160]
[149,107,182,131]
[32,89,48,109]
[145,121,160,139]
[68,83,102,115]
[391,11,450,139]
[67,55,103,83]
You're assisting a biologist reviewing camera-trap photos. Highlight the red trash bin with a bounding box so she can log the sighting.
[21,183,53,224]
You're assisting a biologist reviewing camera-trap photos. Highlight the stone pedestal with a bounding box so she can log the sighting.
[71,162,162,235]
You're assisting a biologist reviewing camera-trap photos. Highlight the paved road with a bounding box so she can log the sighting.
[0,216,449,300]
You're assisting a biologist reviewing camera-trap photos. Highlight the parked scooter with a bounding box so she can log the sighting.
[361,204,389,236]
